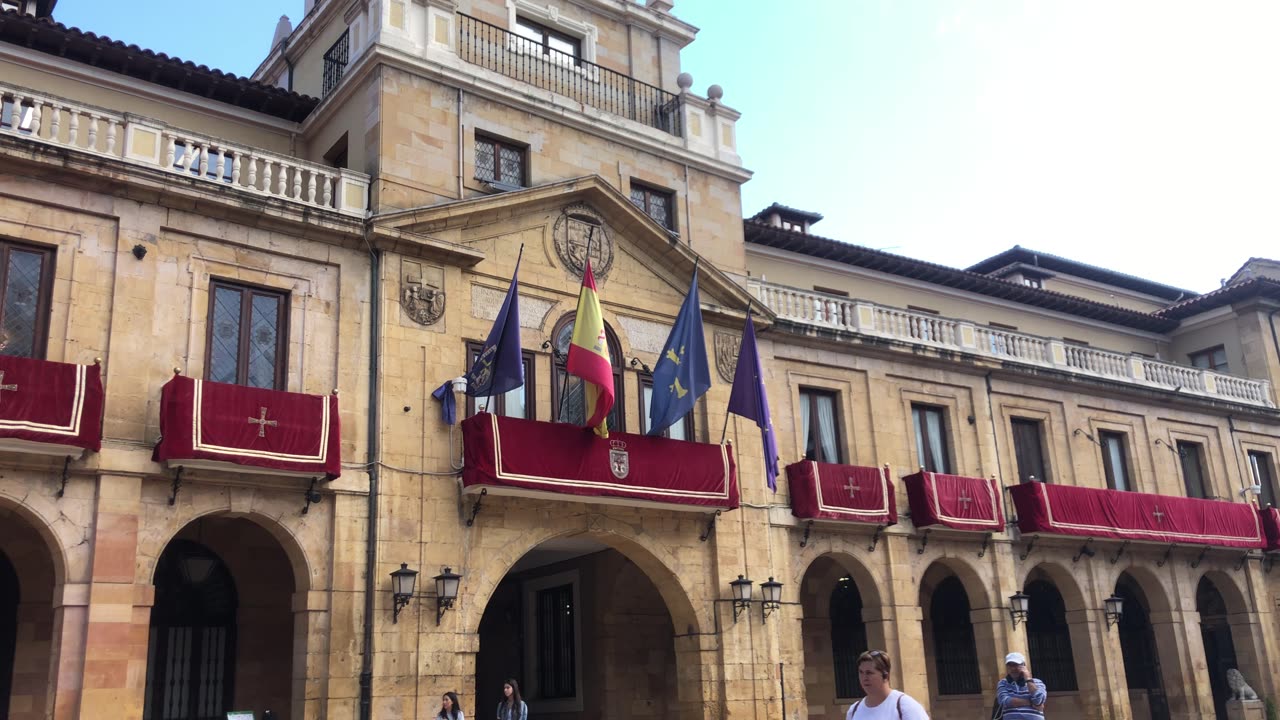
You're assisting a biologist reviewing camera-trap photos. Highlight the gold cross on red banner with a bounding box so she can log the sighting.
[247,407,278,438]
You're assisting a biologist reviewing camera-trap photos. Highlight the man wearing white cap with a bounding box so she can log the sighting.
[995,652,1046,719]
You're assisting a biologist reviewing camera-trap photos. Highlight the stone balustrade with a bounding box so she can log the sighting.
[0,82,369,218]
[749,280,1274,408]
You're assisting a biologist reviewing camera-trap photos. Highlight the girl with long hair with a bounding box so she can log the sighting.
[496,679,527,720]
[437,691,464,720]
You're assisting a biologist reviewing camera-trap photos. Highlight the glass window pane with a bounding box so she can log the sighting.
[668,414,687,441]
[246,293,281,389]
[209,286,242,384]
[642,384,653,432]
[547,34,577,57]
[503,383,526,419]
[514,19,543,43]
[629,188,645,210]
[0,249,43,358]
[475,140,495,181]
[498,146,523,186]
[558,370,585,425]
[1104,435,1128,491]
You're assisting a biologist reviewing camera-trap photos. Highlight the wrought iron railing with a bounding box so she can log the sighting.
[322,29,350,98]
[457,13,683,137]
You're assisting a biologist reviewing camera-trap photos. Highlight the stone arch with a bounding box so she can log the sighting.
[461,518,703,638]
[1114,569,1180,720]
[1018,560,1087,611]
[1106,562,1173,615]
[1019,564,1084,694]
[919,559,985,706]
[792,544,885,611]
[0,492,70,587]
[797,551,886,715]
[919,555,992,610]
[0,494,66,720]
[1197,569,1250,615]
[139,505,314,594]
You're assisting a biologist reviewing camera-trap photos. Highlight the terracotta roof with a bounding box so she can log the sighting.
[1156,277,1280,320]
[744,220,1180,333]
[0,9,318,122]
[966,246,1198,302]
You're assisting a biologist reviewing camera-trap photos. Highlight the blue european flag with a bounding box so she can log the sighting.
[648,267,711,435]
[466,250,524,399]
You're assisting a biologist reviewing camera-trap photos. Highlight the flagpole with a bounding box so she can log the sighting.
[558,225,595,423]
[721,299,753,444]
[484,243,523,414]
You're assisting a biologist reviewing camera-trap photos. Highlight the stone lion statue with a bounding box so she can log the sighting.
[1227,668,1259,701]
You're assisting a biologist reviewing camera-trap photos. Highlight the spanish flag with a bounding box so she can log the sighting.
[566,259,614,437]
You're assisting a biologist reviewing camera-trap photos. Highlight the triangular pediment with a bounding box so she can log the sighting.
[372,175,766,327]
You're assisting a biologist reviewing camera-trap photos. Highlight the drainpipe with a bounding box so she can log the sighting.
[359,241,382,720]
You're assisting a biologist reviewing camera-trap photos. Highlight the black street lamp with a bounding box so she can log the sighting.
[730,574,753,623]
[434,567,462,625]
[760,577,783,623]
[1104,595,1124,629]
[1008,591,1030,627]
[391,563,419,624]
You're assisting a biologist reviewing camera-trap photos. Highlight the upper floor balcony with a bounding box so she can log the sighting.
[750,280,1275,408]
[0,80,370,218]
[456,13,683,137]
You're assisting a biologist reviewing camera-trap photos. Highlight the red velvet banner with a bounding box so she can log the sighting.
[0,355,102,455]
[153,374,340,478]
[903,471,1005,532]
[462,413,738,511]
[1009,481,1263,549]
[1261,508,1280,552]
[787,461,896,525]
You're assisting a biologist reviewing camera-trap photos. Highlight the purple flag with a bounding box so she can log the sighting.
[465,252,524,398]
[727,311,780,491]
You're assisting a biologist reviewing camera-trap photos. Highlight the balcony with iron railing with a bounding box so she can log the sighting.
[0,81,370,218]
[749,280,1275,408]
[456,13,683,137]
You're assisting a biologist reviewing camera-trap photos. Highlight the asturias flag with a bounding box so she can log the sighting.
[648,267,710,436]
[465,252,524,399]
[566,259,615,437]
[727,310,780,491]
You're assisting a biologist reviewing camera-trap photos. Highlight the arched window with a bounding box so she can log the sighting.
[1116,576,1157,691]
[830,577,867,698]
[551,313,625,432]
[1197,577,1237,719]
[1025,580,1077,691]
[145,540,238,720]
[930,576,980,695]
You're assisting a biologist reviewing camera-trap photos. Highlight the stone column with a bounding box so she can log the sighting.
[78,474,151,720]
[49,582,88,720]
[1149,609,1208,720]
[1065,607,1129,720]
[293,590,331,720]
[674,632,721,720]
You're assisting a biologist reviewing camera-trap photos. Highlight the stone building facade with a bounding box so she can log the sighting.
[0,1,1277,720]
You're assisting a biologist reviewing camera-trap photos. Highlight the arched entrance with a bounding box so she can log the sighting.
[1116,573,1170,720]
[144,516,297,720]
[474,535,703,720]
[1197,576,1238,719]
[1024,578,1078,692]
[798,554,883,717]
[921,562,984,716]
[0,503,57,720]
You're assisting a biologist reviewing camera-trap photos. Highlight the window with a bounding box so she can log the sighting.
[930,576,981,695]
[830,578,867,699]
[475,135,526,188]
[1011,418,1048,482]
[0,241,53,359]
[466,342,535,419]
[535,583,576,699]
[1099,431,1131,491]
[514,16,582,61]
[629,182,675,231]
[640,375,692,440]
[324,134,349,170]
[912,404,951,474]
[1189,345,1229,373]
[206,280,288,390]
[0,96,34,133]
[322,29,350,98]
[1177,441,1208,498]
[1249,451,1276,509]
[1025,580,1079,691]
[781,219,804,232]
[799,388,841,464]
[551,314,624,432]
[1022,277,1043,289]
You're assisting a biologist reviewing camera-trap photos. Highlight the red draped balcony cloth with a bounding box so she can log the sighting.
[1009,481,1263,549]
[902,471,1005,532]
[153,374,340,478]
[1262,508,1280,552]
[0,355,102,457]
[787,461,897,525]
[462,413,738,511]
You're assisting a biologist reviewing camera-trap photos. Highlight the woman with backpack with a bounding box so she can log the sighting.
[845,650,930,720]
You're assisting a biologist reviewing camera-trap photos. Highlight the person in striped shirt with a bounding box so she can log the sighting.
[996,652,1046,719]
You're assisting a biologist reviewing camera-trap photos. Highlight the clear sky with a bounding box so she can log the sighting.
[53,0,1280,294]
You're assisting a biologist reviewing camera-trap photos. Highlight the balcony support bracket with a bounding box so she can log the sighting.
[1190,546,1210,570]
[1072,538,1095,564]
[1156,543,1176,568]
[1235,551,1252,572]
[868,525,885,553]
[168,466,184,506]
[798,521,813,549]
[916,529,931,555]
[977,532,992,559]
[1019,535,1037,562]
[1110,540,1129,565]
[465,488,487,527]
[699,510,721,543]
[55,456,70,499]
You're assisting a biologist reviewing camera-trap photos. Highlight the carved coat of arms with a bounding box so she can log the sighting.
[609,440,629,479]
[553,204,614,278]
[402,284,446,325]
[714,331,740,383]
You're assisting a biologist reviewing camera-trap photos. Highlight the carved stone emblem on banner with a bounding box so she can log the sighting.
[609,439,630,479]
[714,331,740,383]
[402,260,445,325]
[553,204,614,278]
